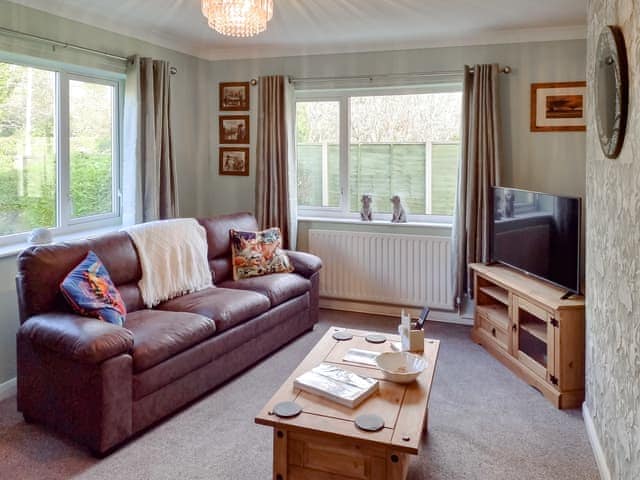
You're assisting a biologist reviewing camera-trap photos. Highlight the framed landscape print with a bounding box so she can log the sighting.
[220,82,250,111]
[219,115,250,144]
[219,147,250,176]
[530,82,587,132]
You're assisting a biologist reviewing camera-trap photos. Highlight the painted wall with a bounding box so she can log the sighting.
[207,40,588,220]
[0,256,18,386]
[585,0,640,478]
[0,1,210,385]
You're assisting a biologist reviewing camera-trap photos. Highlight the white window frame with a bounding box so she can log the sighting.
[0,53,123,246]
[295,84,462,225]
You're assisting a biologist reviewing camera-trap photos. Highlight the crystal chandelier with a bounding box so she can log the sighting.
[201,0,274,37]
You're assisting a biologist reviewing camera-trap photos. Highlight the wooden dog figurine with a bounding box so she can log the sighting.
[360,194,373,221]
[390,195,407,223]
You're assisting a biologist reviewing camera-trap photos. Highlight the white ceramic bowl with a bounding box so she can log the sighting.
[375,352,427,384]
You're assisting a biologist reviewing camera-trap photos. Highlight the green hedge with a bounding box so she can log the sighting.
[0,135,112,235]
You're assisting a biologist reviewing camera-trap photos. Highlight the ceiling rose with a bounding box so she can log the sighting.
[201,0,274,37]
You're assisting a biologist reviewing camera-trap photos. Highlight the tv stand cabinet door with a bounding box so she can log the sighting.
[513,296,554,383]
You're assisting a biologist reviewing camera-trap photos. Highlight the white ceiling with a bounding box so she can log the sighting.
[10,0,588,61]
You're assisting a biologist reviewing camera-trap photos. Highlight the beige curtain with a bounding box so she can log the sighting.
[452,64,502,305]
[123,56,178,224]
[256,75,296,248]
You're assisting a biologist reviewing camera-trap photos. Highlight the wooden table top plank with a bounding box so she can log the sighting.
[255,326,440,456]
[257,411,395,445]
[255,330,340,424]
[390,338,440,452]
[296,378,404,427]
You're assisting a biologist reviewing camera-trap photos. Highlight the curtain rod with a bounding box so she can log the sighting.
[0,26,128,62]
[289,66,511,84]
[0,26,178,75]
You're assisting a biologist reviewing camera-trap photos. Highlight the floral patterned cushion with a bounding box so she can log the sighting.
[60,251,127,326]
[230,228,294,281]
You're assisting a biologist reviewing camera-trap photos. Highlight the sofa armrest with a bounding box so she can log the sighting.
[285,250,323,278]
[19,313,134,364]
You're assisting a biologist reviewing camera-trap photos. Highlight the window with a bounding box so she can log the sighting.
[0,59,121,243]
[296,101,340,208]
[69,78,116,219]
[295,86,462,222]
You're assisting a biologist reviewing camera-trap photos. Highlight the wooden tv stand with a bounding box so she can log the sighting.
[469,263,585,409]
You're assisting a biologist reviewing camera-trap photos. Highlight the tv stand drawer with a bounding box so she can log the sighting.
[476,313,509,351]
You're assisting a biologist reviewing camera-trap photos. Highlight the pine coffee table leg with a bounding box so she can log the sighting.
[386,451,410,480]
[273,428,287,480]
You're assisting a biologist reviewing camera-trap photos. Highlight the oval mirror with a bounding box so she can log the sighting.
[595,25,628,159]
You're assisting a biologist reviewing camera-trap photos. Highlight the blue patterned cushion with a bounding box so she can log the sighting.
[60,251,127,326]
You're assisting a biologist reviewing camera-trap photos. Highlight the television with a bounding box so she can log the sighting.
[490,187,581,294]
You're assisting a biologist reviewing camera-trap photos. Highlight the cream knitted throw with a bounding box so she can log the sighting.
[124,218,213,308]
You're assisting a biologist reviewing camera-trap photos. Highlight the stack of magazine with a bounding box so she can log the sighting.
[294,363,378,408]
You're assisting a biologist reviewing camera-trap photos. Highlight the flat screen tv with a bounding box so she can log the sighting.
[490,187,581,294]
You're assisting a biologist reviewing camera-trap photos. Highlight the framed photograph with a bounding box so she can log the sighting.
[220,82,250,111]
[531,82,587,132]
[219,147,250,176]
[219,115,250,144]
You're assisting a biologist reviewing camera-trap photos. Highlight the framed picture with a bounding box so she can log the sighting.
[220,82,250,111]
[219,115,250,144]
[219,147,250,176]
[530,82,587,132]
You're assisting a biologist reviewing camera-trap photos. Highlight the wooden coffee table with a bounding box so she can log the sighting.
[255,326,440,480]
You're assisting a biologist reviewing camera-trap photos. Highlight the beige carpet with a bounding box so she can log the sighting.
[0,310,599,480]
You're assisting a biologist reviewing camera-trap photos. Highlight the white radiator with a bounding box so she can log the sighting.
[308,229,453,310]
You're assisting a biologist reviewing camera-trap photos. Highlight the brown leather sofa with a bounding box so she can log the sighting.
[15,212,321,455]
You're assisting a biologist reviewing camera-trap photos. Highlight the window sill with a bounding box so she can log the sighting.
[0,225,123,259]
[297,216,452,229]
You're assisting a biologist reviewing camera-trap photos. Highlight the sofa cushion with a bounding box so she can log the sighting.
[197,213,259,284]
[132,292,310,401]
[133,294,312,404]
[156,287,271,333]
[218,273,311,307]
[230,228,294,280]
[125,309,216,372]
[60,251,127,326]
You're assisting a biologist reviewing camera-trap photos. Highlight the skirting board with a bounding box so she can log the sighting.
[0,377,16,402]
[582,402,611,480]
[320,298,473,326]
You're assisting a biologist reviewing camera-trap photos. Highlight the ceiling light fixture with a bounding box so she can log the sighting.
[201,0,274,37]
